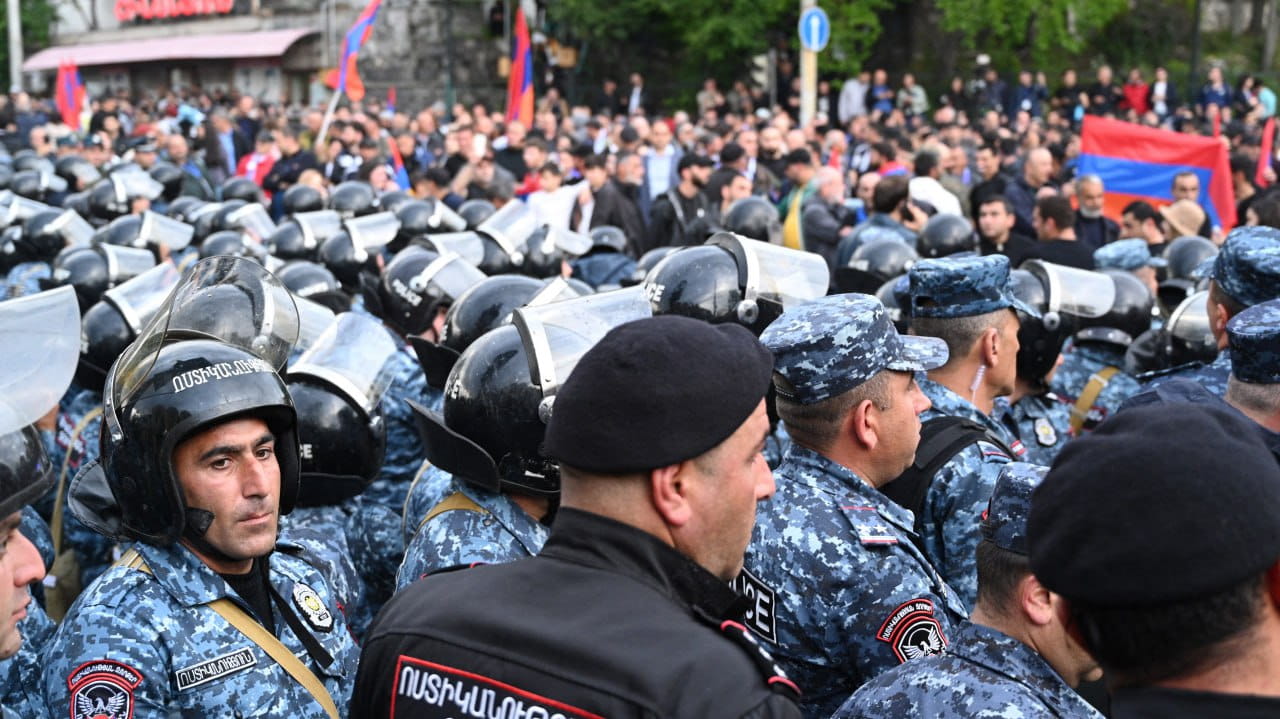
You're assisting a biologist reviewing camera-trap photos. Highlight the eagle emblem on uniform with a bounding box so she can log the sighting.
[73,684,129,719]
[901,624,946,660]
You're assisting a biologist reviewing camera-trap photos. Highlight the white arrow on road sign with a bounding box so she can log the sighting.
[798,7,830,53]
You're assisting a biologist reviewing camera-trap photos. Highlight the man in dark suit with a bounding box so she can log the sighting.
[624,73,651,116]
[571,154,645,255]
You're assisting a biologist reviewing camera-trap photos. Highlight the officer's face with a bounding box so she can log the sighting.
[0,511,42,660]
[173,418,281,574]
[995,311,1022,395]
[877,371,932,479]
[681,400,774,582]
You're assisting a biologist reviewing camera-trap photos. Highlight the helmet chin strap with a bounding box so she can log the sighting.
[182,507,263,568]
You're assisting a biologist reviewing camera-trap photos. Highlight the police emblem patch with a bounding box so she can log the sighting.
[291,583,333,633]
[876,598,948,664]
[730,567,778,643]
[1034,417,1057,446]
[68,659,142,719]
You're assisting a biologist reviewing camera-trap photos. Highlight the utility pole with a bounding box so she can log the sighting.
[7,0,23,93]
[799,0,816,128]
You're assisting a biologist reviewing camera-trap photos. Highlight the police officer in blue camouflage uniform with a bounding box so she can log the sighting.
[571,225,639,288]
[890,254,1036,608]
[834,463,1104,718]
[1093,238,1166,298]
[42,258,358,718]
[0,286,80,719]
[1050,270,1152,434]
[1148,225,1280,397]
[743,293,966,717]
[1,206,67,301]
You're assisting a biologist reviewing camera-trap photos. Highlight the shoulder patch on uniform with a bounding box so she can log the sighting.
[173,647,257,691]
[841,506,899,546]
[291,582,333,633]
[876,598,948,664]
[730,567,778,643]
[1008,438,1027,458]
[719,620,801,698]
[976,440,1011,460]
[391,655,605,718]
[68,659,142,719]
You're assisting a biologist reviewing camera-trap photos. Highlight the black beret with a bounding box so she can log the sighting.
[1028,403,1280,607]
[542,315,773,474]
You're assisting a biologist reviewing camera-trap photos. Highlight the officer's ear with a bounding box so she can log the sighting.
[649,460,695,529]
[846,397,878,451]
[979,325,1002,368]
[1021,574,1055,627]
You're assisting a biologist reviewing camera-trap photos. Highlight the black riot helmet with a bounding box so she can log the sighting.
[198,230,254,260]
[392,200,433,252]
[1165,289,1218,367]
[643,233,829,336]
[282,184,325,215]
[276,261,350,313]
[722,196,782,244]
[264,220,312,261]
[11,151,41,172]
[0,165,11,191]
[76,300,135,393]
[329,181,377,218]
[91,214,143,249]
[40,244,156,311]
[1164,235,1218,280]
[147,162,184,202]
[189,202,225,244]
[623,245,680,286]
[1008,269,1070,389]
[519,224,593,278]
[62,191,92,221]
[918,213,977,259]
[87,172,162,220]
[368,245,487,336]
[1075,270,1155,349]
[72,257,301,546]
[376,190,413,214]
[210,199,248,233]
[411,274,544,389]
[285,313,397,507]
[408,326,555,496]
[220,176,263,204]
[18,209,71,263]
[317,230,378,292]
[589,225,628,255]
[875,275,911,334]
[833,238,918,294]
[11,169,67,202]
[457,199,496,228]
[55,155,102,192]
[166,197,206,223]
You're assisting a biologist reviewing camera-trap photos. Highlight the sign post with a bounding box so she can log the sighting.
[798,3,829,128]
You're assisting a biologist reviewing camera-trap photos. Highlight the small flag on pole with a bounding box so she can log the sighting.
[324,0,382,102]
[505,7,534,128]
[55,60,86,129]
[387,86,397,114]
[387,137,411,189]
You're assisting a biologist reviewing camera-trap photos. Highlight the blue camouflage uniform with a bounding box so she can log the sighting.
[278,502,372,640]
[1093,238,1167,273]
[745,294,965,717]
[571,252,638,289]
[48,384,116,587]
[763,422,792,470]
[364,333,443,509]
[1050,342,1143,429]
[2,261,51,301]
[19,507,53,606]
[343,499,404,628]
[995,394,1073,467]
[400,460,455,545]
[907,255,1039,609]
[41,540,359,718]
[396,480,550,589]
[1150,226,1280,395]
[835,462,1103,718]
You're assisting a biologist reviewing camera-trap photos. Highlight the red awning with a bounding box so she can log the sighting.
[23,28,318,72]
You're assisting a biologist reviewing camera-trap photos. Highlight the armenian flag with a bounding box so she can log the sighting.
[55,60,85,129]
[505,7,534,127]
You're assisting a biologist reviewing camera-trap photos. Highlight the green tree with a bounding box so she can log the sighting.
[0,0,58,85]
[932,0,1127,69]
[549,0,891,110]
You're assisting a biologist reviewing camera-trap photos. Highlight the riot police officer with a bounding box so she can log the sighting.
[41,257,359,718]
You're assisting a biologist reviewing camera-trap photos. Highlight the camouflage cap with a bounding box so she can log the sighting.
[982,462,1048,555]
[761,293,948,405]
[1228,298,1280,384]
[1211,225,1280,309]
[908,255,1042,320]
[1093,239,1168,272]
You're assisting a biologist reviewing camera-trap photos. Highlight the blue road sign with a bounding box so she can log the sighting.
[798,7,831,53]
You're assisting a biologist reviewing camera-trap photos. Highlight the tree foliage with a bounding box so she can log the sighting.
[549,0,890,109]
[931,0,1128,69]
[0,0,58,83]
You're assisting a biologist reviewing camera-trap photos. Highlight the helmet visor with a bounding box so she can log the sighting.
[226,203,276,243]
[5,196,53,227]
[290,296,336,353]
[1022,260,1115,319]
[345,211,400,257]
[525,277,590,308]
[100,245,157,284]
[0,286,80,435]
[113,170,164,201]
[513,285,653,397]
[47,209,95,248]
[708,232,829,308]
[428,200,468,232]
[138,210,195,251]
[110,256,299,413]
[294,210,343,250]
[410,252,487,302]
[288,311,397,415]
[531,225,593,258]
[102,260,182,333]
[477,201,537,262]
[423,231,486,267]
[1169,290,1213,346]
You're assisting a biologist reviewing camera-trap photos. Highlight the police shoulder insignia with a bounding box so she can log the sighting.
[876,598,948,664]
[718,620,800,698]
[291,582,333,633]
[730,567,778,643]
[1034,418,1057,447]
[844,506,898,546]
[68,659,142,719]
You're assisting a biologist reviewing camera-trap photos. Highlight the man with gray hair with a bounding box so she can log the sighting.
[1074,174,1120,252]
[803,166,857,269]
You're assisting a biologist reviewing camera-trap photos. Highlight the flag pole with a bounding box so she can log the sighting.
[315,88,343,162]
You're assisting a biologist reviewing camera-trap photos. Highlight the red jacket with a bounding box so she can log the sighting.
[236,153,277,200]
[1121,82,1151,116]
